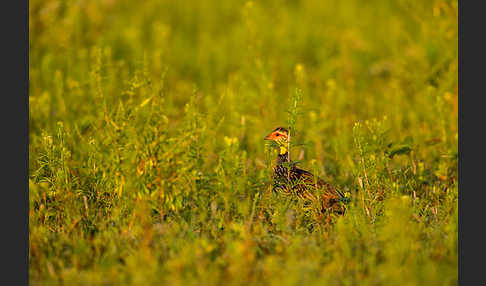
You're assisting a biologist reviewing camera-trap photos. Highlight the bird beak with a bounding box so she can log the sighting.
[264,133,274,140]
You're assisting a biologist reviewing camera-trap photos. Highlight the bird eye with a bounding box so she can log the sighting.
[275,133,280,136]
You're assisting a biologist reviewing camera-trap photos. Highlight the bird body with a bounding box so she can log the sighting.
[264,127,346,214]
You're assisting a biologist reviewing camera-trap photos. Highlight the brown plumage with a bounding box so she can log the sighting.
[264,127,346,215]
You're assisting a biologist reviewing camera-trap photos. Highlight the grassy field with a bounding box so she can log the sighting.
[29,0,458,285]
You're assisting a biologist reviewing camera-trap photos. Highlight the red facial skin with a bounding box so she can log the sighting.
[264,131,287,141]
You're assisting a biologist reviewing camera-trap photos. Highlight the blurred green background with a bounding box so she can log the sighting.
[29,0,458,285]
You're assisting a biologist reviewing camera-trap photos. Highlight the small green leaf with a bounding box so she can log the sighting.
[388,145,412,158]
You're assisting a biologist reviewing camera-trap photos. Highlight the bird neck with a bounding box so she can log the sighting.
[277,152,289,165]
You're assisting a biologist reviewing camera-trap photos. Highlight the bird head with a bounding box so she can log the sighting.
[264,127,289,154]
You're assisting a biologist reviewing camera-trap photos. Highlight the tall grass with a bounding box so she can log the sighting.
[29,0,458,285]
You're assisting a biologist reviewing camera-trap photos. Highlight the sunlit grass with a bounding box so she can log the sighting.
[29,0,457,285]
